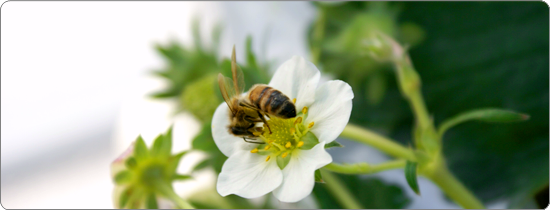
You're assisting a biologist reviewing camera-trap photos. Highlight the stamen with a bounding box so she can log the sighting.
[292,98,296,104]
[251,148,259,153]
[290,128,296,135]
[281,152,288,158]
[285,141,291,148]
[297,141,304,147]
[265,156,271,162]
[264,145,271,150]
[302,106,308,114]
[294,117,303,125]
[308,122,315,128]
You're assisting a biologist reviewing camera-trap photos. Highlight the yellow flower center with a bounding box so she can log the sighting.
[248,106,315,163]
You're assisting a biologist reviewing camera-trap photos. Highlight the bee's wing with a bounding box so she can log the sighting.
[218,73,237,114]
[231,45,245,95]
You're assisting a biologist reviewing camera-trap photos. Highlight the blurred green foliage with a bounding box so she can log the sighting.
[310,1,548,207]
[150,2,548,208]
[312,173,410,208]
[111,127,191,209]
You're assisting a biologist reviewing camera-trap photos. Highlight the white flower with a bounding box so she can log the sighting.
[211,56,354,203]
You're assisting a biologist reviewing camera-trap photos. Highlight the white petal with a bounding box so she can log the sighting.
[217,150,283,198]
[272,143,332,203]
[211,103,255,157]
[306,80,354,143]
[268,56,320,110]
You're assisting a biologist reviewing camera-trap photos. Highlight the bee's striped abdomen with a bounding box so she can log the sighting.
[248,84,296,119]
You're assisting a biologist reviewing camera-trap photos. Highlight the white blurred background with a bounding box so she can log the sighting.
[1,1,506,209]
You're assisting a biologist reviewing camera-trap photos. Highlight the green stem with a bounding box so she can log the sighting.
[156,181,194,209]
[408,90,431,129]
[340,124,416,161]
[321,170,363,209]
[324,160,406,174]
[424,164,485,209]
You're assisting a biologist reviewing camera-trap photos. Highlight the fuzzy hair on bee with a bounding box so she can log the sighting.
[218,46,296,143]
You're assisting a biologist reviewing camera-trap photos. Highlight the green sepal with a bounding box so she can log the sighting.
[125,157,137,169]
[315,169,325,183]
[173,174,193,181]
[325,141,344,149]
[146,193,159,209]
[119,187,134,208]
[167,151,188,174]
[114,170,133,185]
[276,154,291,170]
[134,136,149,163]
[405,161,420,195]
[151,126,173,158]
[300,132,320,150]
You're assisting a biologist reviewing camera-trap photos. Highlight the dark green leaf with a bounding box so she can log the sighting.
[312,174,410,208]
[324,141,344,149]
[438,108,530,136]
[315,169,325,183]
[405,161,420,195]
[114,170,133,185]
[146,193,159,209]
[133,136,149,162]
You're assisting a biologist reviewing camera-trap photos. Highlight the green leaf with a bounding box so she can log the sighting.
[146,193,159,209]
[151,126,173,158]
[114,170,133,185]
[438,108,530,136]
[405,161,420,195]
[173,174,193,181]
[315,169,325,183]
[167,151,188,174]
[211,23,223,53]
[245,36,258,69]
[312,174,410,208]
[192,159,210,171]
[325,141,344,149]
[299,132,320,150]
[191,17,203,51]
[133,136,149,162]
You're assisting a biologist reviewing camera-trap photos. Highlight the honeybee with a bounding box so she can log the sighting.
[218,46,296,143]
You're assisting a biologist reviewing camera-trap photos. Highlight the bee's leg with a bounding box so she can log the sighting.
[244,116,262,123]
[257,111,272,134]
[243,137,265,144]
